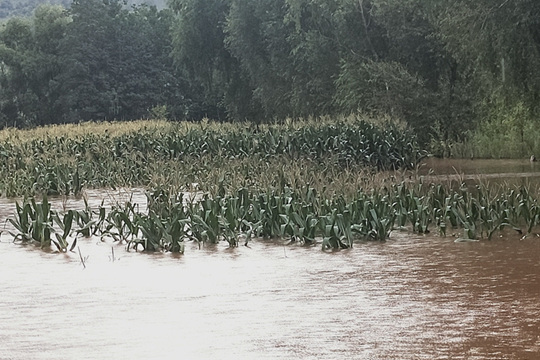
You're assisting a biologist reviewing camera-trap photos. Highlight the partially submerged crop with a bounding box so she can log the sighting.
[8,182,540,254]
[0,117,426,197]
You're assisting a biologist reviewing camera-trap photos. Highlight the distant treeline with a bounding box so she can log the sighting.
[1,0,539,145]
[0,0,165,19]
[0,0,70,19]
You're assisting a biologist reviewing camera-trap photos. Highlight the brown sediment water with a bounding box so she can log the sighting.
[411,158,540,191]
[419,158,540,175]
[0,160,539,359]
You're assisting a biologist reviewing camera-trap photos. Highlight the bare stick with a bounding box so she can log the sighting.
[78,246,86,269]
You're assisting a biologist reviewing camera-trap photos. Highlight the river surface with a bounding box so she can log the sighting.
[418,158,540,186]
[1,159,540,359]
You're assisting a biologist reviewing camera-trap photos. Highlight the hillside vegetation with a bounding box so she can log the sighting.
[1,0,539,157]
[0,0,165,19]
[0,0,69,19]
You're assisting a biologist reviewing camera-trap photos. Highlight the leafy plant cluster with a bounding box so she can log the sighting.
[9,182,540,254]
[0,118,425,197]
[9,195,103,252]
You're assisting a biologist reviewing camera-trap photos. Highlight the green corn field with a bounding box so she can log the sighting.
[0,116,425,197]
[8,182,540,253]
[5,117,540,254]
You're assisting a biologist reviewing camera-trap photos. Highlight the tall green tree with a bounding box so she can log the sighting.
[169,0,229,120]
[279,0,342,117]
[436,0,540,106]
[225,0,292,119]
[169,0,264,121]
[59,0,185,122]
[432,0,540,147]
[108,5,187,120]
[58,0,125,122]
[332,0,473,145]
[226,0,352,119]
[0,4,69,127]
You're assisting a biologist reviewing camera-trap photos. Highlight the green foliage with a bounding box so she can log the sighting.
[225,0,342,119]
[10,181,540,254]
[149,105,169,121]
[103,200,140,243]
[8,195,77,251]
[431,0,540,153]
[60,1,185,122]
[52,209,76,252]
[335,60,434,143]
[0,6,70,127]
[1,0,539,144]
[0,1,191,126]
[450,98,540,159]
[0,0,70,20]
[169,0,240,121]
[9,196,53,247]
[0,118,426,197]
[74,198,105,238]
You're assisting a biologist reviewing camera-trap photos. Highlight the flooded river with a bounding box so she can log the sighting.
[418,157,540,185]
[1,159,540,359]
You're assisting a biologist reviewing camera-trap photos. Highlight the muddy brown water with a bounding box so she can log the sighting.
[417,158,540,186]
[1,160,540,359]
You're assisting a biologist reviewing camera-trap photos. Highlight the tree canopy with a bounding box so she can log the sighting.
[0,0,539,146]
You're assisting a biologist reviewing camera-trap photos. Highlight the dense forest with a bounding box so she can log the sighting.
[0,0,166,18]
[0,0,70,19]
[0,0,539,148]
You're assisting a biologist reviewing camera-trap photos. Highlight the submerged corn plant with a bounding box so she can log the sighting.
[74,198,106,238]
[9,195,76,251]
[10,180,540,255]
[103,200,140,244]
[127,212,165,252]
[10,197,55,248]
[52,210,77,252]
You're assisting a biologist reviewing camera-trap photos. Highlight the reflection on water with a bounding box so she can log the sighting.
[1,232,539,359]
[0,161,539,359]
[417,158,540,188]
[419,158,540,176]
